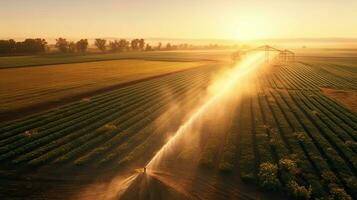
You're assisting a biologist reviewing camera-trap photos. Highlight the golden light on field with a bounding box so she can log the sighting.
[74,53,270,200]
[0,60,203,114]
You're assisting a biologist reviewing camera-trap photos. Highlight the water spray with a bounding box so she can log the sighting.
[146,52,266,170]
[86,52,269,200]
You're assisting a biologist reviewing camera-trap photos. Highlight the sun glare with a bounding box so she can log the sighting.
[228,15,276,41]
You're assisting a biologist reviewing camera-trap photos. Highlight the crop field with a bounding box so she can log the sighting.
[0,50,356,200]
[0,59,209,120]
[0,50,232,69]
[235,61,357,200]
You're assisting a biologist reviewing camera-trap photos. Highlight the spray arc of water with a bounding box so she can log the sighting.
[146,52,266,169]
[103,53,267,200]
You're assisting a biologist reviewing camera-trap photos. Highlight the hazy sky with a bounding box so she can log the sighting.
[1,0,357,40]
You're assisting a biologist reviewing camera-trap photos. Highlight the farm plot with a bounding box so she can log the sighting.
[114,59,357,200]
[0,55,356,200]
[0,50,233,69]
[0,59,210,120]
[158,60,357,200]
[0,66,218,171]
[234,62,357,200]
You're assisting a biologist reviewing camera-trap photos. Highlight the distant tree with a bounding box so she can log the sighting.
[76,39,88,53]
[139,39,145,50]
[157,42,162,50]
[109,40,119,52]
[118,39,129,51]
[0,40,10,54]
[179,43,188,49]
[130,39,139,50]
[22,39,42,53]
[94,38,107,52]
[0,39,16,54]
[9,39,16,52]
[109,39,130,52]
[68,42,76,53]
[166,43,172,50]
[145,44,152,51]
[15,41,24,53]
[15,38,47,54]
[55,38,69,53]
[31,38,47,52]
[0,38,47,55]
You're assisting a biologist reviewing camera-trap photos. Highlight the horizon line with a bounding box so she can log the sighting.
[1,36,357,43]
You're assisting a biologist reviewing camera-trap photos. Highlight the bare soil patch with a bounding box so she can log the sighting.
[321,88,357,112]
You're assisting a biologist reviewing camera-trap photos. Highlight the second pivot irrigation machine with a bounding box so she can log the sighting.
[232,45,295,63]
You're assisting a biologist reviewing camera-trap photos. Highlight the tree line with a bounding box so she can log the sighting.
[0,37,228,55]
[93,38,189,52]
[0,38,47,54]
[55,38,89,53]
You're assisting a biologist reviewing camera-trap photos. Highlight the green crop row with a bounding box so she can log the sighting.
[53,76,206,165]
[237,62,357,199]
[0,69,211,164]
[9,70,209,165]
[218,106,240,172]
[0,67,209,140]
[238,97,256,183]
[266,89,327,198]
[278,90,355,199]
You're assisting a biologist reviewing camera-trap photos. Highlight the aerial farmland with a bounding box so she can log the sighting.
[1,0,357,200]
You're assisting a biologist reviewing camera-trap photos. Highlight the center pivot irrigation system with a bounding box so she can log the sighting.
[232,45,295,63]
